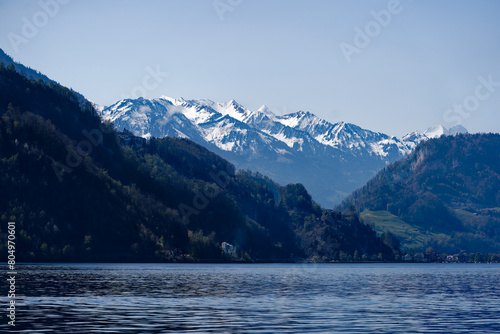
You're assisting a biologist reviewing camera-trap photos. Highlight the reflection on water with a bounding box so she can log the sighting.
[1,263,499,333]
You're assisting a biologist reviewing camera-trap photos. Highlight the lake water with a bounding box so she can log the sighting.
[1,263,499,333]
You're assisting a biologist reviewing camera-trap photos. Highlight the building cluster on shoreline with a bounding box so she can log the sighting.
[402,251,500,263]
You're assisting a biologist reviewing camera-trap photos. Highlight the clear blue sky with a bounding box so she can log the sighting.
[1,0,499,137]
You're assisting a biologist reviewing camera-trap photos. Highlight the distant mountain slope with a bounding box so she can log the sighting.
[0,54,396,262]
[340,134,500,253]
[103,97,467,207]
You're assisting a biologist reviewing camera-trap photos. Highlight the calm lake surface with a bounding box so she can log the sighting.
[1,263,499,333]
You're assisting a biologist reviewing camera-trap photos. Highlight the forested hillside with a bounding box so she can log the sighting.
[0,63,396,262]
[341,134,500,253]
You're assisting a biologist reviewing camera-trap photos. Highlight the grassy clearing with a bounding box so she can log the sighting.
[453,208,477,223]
[360,210,447,250]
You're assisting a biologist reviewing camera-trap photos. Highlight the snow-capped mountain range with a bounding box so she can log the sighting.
[101,96,467,207]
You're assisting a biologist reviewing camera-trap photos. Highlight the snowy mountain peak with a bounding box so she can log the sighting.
[159,96,185,106]
[424,124,468,139]
[257,105,275,117]
[425,124,448,138]
[226,99,244,110]
[402,131,428,143]
[402,125,468,150]
[448,125,468,136]
[276,110,323,130]
[294,110,315,118]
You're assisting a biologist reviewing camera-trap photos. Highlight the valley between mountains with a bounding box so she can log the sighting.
[101,96,467,208]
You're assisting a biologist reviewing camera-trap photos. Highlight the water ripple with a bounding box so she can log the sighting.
[1,263,499,333]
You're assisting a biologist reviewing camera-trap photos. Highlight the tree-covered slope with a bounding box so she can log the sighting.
[0,63,396,262]
[340,134,500,253]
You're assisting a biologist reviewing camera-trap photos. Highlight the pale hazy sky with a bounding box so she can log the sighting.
[1,0,499,137]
